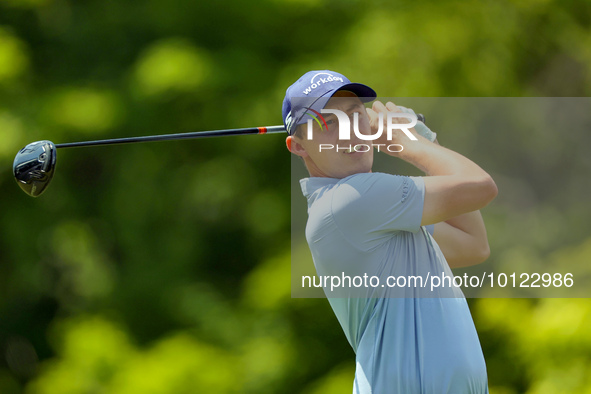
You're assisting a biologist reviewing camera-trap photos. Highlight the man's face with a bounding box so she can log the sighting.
[291,91,374,179]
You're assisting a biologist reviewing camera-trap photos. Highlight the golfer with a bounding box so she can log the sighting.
[283,70,497,393]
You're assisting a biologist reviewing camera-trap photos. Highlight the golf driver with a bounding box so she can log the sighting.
[13,114,425,197]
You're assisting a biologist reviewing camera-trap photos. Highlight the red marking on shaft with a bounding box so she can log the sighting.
[257,127,267,134]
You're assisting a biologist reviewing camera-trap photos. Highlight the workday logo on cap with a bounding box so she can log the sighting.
[302,72,345,95]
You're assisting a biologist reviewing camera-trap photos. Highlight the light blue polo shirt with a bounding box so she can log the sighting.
[300,172,489,394]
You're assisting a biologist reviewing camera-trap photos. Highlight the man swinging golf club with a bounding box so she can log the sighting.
[284,70,497,393]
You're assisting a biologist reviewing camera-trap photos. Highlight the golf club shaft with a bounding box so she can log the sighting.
[53,113,425,149]
[55,125,286,149]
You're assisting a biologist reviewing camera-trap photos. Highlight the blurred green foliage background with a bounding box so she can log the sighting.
[1,0,590,393]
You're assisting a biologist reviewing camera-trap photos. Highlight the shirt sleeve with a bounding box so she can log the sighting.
[330,173,426,246]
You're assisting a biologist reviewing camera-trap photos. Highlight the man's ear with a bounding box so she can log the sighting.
[286,136,309,158]
[286,136,293,152]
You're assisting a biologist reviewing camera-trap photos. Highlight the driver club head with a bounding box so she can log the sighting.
[13,140,57,197]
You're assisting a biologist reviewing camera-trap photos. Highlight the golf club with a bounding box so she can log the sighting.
[13,114,425,197]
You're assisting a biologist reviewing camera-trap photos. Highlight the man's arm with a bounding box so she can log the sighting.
[414,138,494,267]
[368,102,497,266]
[427,139,491,268]
[433,212,490,268]
[404,142,497,226]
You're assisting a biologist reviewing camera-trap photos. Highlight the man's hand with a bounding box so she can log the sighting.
[366,101,436,155]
